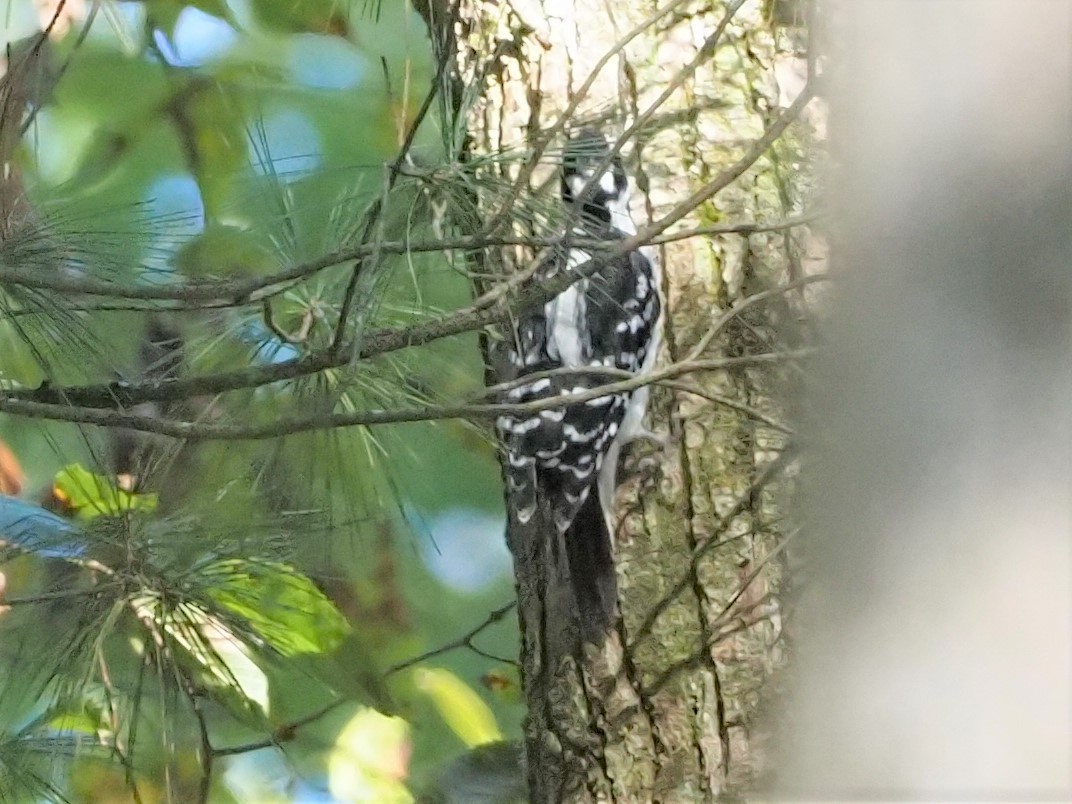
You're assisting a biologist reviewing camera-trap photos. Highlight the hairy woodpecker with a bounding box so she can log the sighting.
[497,130,663,634]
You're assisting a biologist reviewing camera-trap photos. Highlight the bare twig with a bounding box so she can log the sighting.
[3,583,122,606]
[184,684,214,804]
[6,87,815,431]
[644,525,800,698]
[261,298,315,344]
[0,212,822,305]
[630,447,797,647]
[662,380,792,434]
[475,273,824,400]
[566,0,750,230]
[2,269,821,436]
[211,697,349,758]
[384,600,518,676]
[479,0,699,234]
[642,595,782,697]
[331,35,455,355]
[686,273,825,362]
[99,652,145,804]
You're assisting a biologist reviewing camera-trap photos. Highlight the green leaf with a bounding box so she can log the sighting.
[413,668,501,748]
[43,683,111,739]
[133,594,270,716]
[48,711,102,737]
[52,465,158,521]
[184,82,249,220]
[203,559,351,656]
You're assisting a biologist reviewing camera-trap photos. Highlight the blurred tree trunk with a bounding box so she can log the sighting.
[437,0,820,798]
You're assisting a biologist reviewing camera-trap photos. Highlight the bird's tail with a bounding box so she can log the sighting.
[561,485,618,641]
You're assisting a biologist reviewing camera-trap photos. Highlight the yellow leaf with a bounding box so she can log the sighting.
[413,667,501,748]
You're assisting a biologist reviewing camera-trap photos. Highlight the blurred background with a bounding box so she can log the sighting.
[778,0,1072,797]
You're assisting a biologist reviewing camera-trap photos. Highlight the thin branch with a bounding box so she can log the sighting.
[630,447,797,647]
[564,0,749,231]
[261,298,315,344]
[8,89,815,412]
[211,697,349,758]
[645,526,801,698]
[5,269,821,438]
[384,600,518,676]
[331,39,451,354]
[663,380,792,434]
[22,0,98,137]
[705,531,796,635]
[476,274,824,399]
[1,274,820,437]
[3,583,122,606]
[0,351,810,439]
[184,685,214,804]
[478,0,699,234]
[642,595,782,698]
[642,78,816,236]
[0,212,822,305]
[454,210,823,317]
[651,210,823,243]
[686,273,825,362]
[99,651,145,804]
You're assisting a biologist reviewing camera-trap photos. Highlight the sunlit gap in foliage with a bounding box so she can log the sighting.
[142,174,206,276]
[241,319,301,365]
[287,33,369,90]
[419,507,511,594]
[248,110,323,182]
[153,7,238,68]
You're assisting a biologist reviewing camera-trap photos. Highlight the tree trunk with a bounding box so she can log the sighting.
[450,0,819,798]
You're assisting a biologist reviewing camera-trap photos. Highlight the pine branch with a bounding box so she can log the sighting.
[8,87,815,413]
[0,351,811,439]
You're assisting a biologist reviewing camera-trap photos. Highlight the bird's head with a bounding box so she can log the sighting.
[560,129,633,233]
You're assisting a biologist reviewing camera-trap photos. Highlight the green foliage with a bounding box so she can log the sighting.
[0,0,519,799]
[173,222,278,277]
[201,558,352,656]
[249,0,352,34]
[147,0,237,38]
[136,592,273,716]
[52,464,159,520]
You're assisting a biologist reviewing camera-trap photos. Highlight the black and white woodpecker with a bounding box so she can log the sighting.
[497,129,663,635]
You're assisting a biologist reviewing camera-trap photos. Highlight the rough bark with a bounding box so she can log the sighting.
[449,1,821,799]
